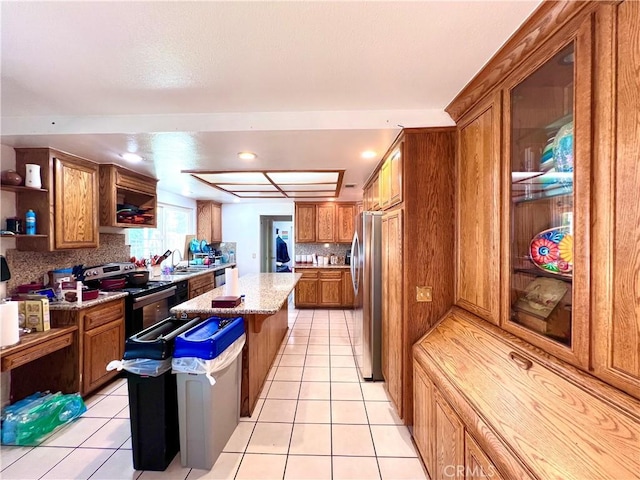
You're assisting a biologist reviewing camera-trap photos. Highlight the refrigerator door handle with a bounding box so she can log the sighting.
[351,231,359,295]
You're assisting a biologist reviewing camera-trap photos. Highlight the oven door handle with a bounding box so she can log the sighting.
[132,286,177,309]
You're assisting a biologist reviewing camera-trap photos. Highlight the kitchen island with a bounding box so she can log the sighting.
[171,272,301,416]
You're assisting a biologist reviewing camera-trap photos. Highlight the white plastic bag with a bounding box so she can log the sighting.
[172,334,245,385]
[106,358,172,377]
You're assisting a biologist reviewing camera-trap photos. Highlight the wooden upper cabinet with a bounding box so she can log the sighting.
[371,175,380,210]
[316,204,335,242]
[456,92,502,325]
[54,155,99,249]
[336,203,356,243]
[14,148,99,251]
[592,0,640,399]
[501,17,593,369]
[99,164,158,228]
[295,203,316,243]
[197,201,222,243]
[379,146,403,210]
[379,159,391,209]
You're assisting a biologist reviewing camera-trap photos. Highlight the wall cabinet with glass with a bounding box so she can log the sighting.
[502,22,591,368]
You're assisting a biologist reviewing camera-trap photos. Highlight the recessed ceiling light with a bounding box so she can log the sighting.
[238,152,257,160]
[122,152,142,163]
[361,150,377,159]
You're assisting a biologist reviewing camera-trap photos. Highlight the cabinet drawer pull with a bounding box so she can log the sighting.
[509,351,532,370]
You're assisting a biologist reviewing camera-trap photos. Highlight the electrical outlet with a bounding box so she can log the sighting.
[416,286,433,302]
[252,253,256,259]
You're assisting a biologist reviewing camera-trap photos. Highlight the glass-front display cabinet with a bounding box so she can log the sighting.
[505,38,588,365]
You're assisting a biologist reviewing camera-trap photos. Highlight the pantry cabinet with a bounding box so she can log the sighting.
[14,148,99,251]
[99,164,158,228]
[196,200,222,243]
[381,209,403,414]
[367,128,455,425]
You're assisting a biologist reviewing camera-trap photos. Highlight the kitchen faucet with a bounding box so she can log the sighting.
[171,249,183,269]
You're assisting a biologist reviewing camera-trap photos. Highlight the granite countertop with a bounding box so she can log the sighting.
[48,291,128,311]
[48,263,236,310]
[171,272,302,315]
[293,263,350,269]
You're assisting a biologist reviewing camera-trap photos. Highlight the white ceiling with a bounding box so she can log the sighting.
[1,1,540,203]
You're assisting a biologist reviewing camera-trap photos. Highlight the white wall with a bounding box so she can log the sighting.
[222,202,294,275]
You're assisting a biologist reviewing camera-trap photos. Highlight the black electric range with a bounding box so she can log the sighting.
[79,263,182,337]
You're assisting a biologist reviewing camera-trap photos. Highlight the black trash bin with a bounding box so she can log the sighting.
[123,316,201,471]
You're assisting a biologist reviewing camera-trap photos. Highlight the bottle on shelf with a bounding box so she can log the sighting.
[25,209,36,235]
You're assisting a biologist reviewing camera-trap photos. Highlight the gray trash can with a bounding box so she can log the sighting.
[172,316,245,470]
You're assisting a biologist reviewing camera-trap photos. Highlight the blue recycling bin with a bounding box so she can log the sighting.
[173,316,245,470]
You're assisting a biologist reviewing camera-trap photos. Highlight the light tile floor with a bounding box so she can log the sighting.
[1,308,428,480]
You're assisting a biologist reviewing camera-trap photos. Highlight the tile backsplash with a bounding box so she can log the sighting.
[5,233,130,292]
[295,243,350,257]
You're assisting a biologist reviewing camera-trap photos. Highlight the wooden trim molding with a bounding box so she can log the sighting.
[446,1,598,122]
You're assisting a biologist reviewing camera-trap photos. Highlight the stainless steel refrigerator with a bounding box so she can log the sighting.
[349,211,383,381]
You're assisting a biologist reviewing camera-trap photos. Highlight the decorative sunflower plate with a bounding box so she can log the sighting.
[529,226,573,277]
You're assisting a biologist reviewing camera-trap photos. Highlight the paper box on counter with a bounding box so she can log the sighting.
[24,298,50,332]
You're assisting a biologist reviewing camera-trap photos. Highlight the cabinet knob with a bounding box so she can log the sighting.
[509,351,533,370]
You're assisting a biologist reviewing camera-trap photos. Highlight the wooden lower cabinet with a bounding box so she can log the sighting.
[413,308,640,480]
[83,319,124,394]
[465,433,503,480]
[342,270,354,307]
[188,272,214,299]
[413,363,435,477]
[294,270,319,307]
[435,390,465,480]
[81,299,125,395]
[319,270,342,306]
[294,268,352,308]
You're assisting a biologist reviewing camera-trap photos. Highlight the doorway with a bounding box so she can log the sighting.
[260,215,293,273]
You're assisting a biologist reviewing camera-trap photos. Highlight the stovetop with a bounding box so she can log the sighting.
[119,280,174,297]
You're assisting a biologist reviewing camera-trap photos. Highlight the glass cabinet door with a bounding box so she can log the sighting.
[507,42,576,349]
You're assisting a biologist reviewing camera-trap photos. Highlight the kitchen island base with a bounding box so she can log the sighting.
[170,272,301,417]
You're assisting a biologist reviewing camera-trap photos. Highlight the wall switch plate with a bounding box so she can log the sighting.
[416,286,433,302]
